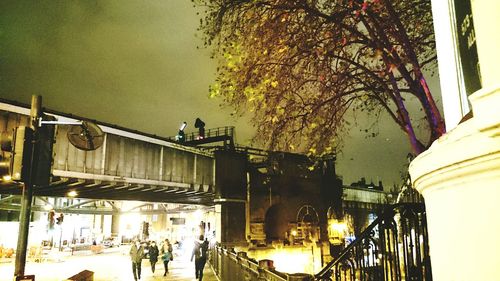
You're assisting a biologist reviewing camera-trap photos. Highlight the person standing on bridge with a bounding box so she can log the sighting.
[130,240,144,281]
[191,235,209,281]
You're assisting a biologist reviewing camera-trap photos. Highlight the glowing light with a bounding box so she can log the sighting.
[2,175,12,181]
[252,249,313,274]
[330,221,347,232]
[179,122,187,131]
[328,219,348,246]
[194,209,203,220]
[291,230,297,236]
[67,190,78,197]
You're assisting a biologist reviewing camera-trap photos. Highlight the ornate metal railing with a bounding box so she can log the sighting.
[315,203,432,281]
[210,245,312,281]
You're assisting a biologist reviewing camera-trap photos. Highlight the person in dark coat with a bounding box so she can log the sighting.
[129,240,144,281]
[191,235,209,281]
[148,241,159,274]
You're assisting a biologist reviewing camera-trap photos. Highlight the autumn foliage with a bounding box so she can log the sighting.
[196,0,445,155]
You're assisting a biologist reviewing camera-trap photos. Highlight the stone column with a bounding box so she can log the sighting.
[410,1,500,280]
[111,214,120,237]
[214,150,247,246]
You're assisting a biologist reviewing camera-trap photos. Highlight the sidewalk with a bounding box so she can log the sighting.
[139,256,218,281]
[0,247,218,281]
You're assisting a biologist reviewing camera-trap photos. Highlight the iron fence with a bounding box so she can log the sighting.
[210,245,313,281]
[315,203,431,281]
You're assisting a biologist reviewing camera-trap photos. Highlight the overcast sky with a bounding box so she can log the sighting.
[0,1,442,188]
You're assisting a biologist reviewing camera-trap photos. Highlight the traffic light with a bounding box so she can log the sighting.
[0,126,34,182]
[0,119,54,185]
[12,126,34,182]
[0,132,13,180]
[32,114,56,186]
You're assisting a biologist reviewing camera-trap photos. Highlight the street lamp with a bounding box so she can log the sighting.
[176,122,187,143]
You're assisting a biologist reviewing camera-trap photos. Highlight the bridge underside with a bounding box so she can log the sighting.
[0,171,214,205]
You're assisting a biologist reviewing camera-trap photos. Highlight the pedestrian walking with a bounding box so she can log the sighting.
[160,239,173,276]
[191,235,209,281]
[148,241,159,274]
[129,240,144,281]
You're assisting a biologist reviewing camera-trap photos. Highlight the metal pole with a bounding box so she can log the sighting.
[14,95,41,277]
[245,172,250,242]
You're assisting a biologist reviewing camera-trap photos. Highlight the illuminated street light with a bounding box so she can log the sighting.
[67,190,78,197]
[176,122,187,143]
[328,219,347,246]
[179,122,187,131]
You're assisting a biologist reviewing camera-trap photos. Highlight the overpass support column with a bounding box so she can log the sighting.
[111,214,120,237]
[214,151,247,246]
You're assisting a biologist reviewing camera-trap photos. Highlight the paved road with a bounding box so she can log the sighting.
[0,247,218,281]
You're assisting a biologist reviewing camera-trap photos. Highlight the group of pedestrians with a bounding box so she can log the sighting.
[129,238,173,281]
[129,236,209,280]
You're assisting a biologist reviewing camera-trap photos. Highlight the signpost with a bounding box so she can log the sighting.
[14,95,40,277]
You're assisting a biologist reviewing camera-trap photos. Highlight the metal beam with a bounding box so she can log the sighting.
[106,201,119,211]
[0,195,17,204]
[62,199,98,210]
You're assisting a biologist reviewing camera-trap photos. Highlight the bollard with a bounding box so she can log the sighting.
[287,273,313,281]
[258,259,275,281]
[258,259,275,270]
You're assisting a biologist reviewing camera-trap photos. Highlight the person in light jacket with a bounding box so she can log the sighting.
[191,235,209,281]
[129,240,144,281]
[160,239,173,276]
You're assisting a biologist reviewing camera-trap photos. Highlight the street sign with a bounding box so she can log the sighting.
[454,0,482,96]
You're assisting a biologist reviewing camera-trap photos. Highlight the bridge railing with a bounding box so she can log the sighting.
[210,245,313,281]
[314,203,432,281]
[183,126,234,142]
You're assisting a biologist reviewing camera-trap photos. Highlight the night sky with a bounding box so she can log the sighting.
[0,1,442,189]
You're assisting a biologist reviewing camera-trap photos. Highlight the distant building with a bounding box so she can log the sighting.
[349,177,384,191]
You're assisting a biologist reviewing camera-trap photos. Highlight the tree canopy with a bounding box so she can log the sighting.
[195,0,445,155]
